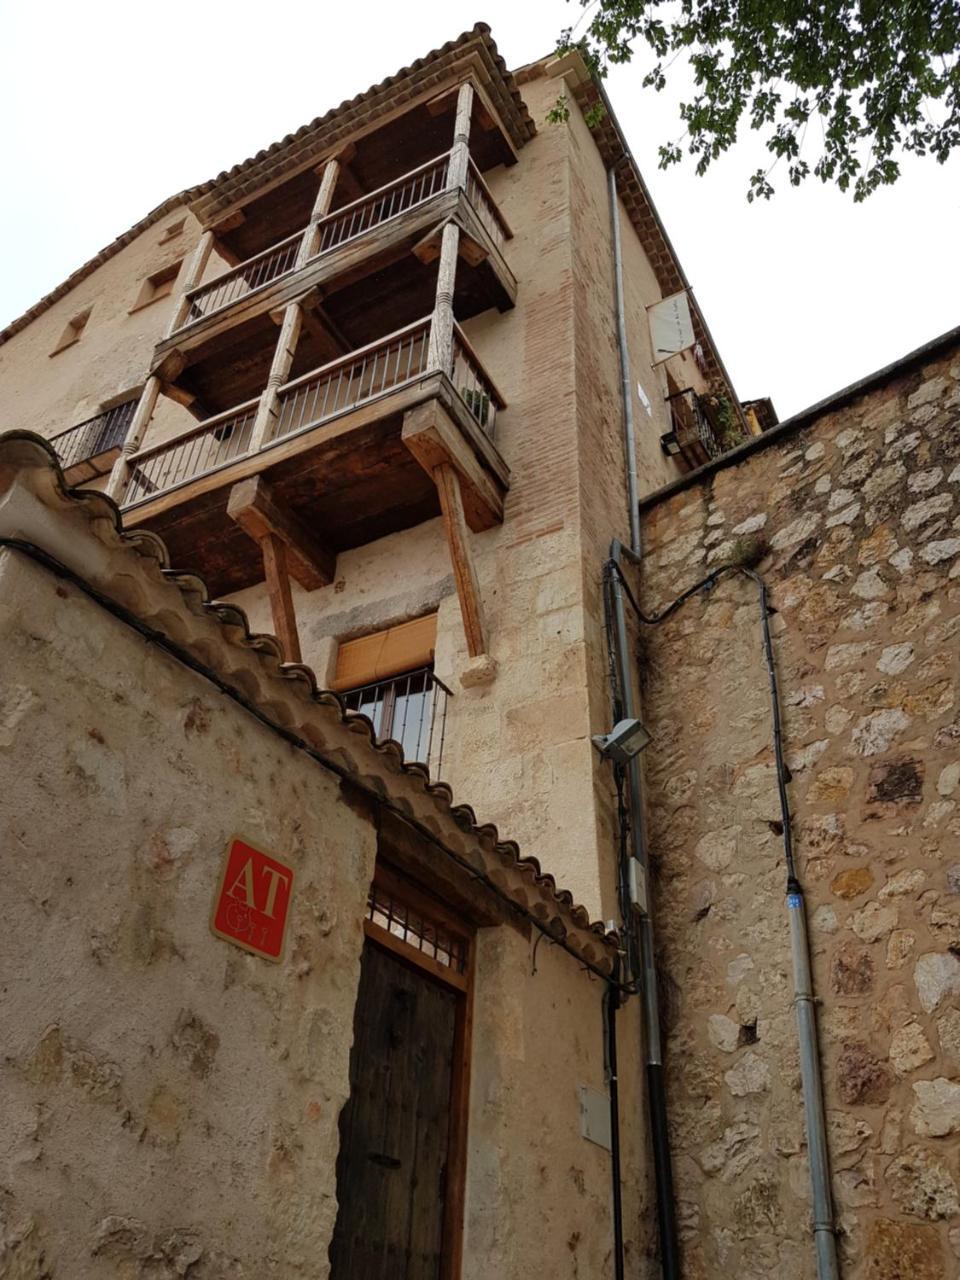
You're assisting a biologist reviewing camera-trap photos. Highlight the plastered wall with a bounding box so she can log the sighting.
[466,926,648,1279]
[0,532,642,1279]
[0,548,377,1275]
[638,345,960,1279]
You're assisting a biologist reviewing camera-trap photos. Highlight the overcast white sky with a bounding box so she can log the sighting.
[2,0,958,417]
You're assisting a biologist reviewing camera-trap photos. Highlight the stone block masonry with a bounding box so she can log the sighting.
[638,341,960,1279]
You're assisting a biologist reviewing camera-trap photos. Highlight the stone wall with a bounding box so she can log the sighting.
[638,341,960,1278]
[0,548,377,1276]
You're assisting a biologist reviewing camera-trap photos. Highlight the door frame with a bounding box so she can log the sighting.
[360,861,474,1280]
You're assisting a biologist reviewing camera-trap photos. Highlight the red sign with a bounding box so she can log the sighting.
[210,837,294,962]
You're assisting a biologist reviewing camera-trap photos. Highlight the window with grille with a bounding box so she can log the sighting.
[366,880,467,976]
[340,665,450,776]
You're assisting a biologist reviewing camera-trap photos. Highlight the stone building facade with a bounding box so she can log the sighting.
[1,18,958,1280]
[639,332,960,1279]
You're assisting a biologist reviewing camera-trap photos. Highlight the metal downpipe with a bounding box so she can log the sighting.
[752,573,840,1280]
[605,964,627,1280]
[608,542,680,1280]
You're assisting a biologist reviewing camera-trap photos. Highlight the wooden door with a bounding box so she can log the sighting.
[329,940,458,1279]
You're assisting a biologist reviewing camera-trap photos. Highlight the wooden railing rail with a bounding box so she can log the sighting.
[180,232,305,326]
[122,398,260,506]
[170,150,512,336]
[275,318,432,439]
[312,152,451,257]
[119,318,504,505]
[451,322,504,439]
[465,157,511,251]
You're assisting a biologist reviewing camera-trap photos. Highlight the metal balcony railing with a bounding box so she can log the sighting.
[465,157,510,252]
[275,318,432,439]
[313,153,450,256]
[183,233,305,326]
[340,667,450,778]
[172,148,509,335]
[50,400,136,472]
[121,316,502,508]
[123,400,259,507]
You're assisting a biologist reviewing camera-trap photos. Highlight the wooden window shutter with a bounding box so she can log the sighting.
[332,614,438,691]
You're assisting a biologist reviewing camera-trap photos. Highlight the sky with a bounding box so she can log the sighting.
[1,0,958,418]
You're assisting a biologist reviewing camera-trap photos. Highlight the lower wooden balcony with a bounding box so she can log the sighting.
[50,400,136,484]
[120,316,509,599]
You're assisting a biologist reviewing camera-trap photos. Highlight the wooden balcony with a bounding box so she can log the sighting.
[121,317,508,598]
[50,400,136,484]
[157,149,514,375]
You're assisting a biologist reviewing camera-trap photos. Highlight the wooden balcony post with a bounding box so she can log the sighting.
[296,158,342,267]
[165,230,216,337]
[427,222,460,375]
[260,532,302,664]
[105,375,162,502]
[447,81,474,191]
[249,301,303,452]
[434,461,487,659]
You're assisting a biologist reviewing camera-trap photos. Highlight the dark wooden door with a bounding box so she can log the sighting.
[329,940,458,1280]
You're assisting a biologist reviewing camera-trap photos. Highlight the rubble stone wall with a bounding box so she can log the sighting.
[638,341,960,1279]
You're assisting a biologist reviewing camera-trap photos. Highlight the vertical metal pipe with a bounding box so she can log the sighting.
[747,570,840,1280]
[605,970,626,1280]
[608,168,641,555]
[790,888,840,1280]
[608,543,680,1280]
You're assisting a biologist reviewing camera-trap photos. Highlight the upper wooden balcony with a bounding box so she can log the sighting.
[154,150,514,374]
[121,314,508,597]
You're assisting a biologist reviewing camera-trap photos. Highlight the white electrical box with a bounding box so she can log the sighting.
[577,1085,612,1151]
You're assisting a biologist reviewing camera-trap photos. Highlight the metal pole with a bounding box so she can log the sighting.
[608,542,681,1280]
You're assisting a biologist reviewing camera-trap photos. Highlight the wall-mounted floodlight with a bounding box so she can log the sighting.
[591,718,653,766]
[659,431,681,457]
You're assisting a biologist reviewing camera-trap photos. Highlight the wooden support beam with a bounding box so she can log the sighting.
[457,229,488,268]
[154,349,186,384]
[434,462,487,659]
[427,222,460,375]
[211,210,246,235]
[297,157,343,266]
[105,375,162,502]
[160,381,197,410]
[402,402,503,531]
[166,230,217,337]
[411,221,446,266]
[260,533,301,664]
[447,82,475,191]
[300,304,348,365]
[426,86,458,116]
[249,301,303,451]
[227,474,336,590]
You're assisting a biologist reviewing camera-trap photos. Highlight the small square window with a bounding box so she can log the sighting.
[130,261,181,313]
[158,218,186,244]
[49,308,92,356]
